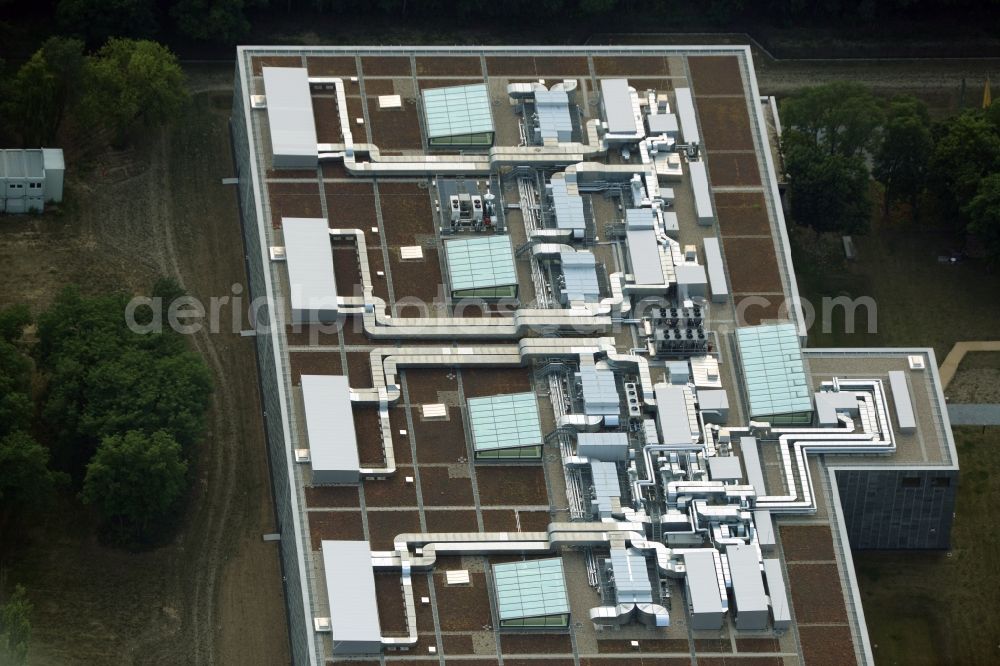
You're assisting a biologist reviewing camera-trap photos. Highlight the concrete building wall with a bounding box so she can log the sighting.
[1,149,63,213]
[232,72,312,665]
[836,468,958,550]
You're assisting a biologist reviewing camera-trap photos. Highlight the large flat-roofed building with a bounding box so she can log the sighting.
[231,44,957,666]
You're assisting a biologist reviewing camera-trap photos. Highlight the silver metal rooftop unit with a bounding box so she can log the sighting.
[549,176,587,238]
[261,67,318,168]
[534,89,574,143]
[576,432,630,462]
[739,436,767,496]
[625,207,655,230]
[888,370,917,433]
[697,389,730,424]
[667,360,689,385]
[590,460,623,518]
[320,540,382,654]
[560,251,601,304]
[646,112,679,139]
[654,384,698,447]
[683,550,724,630]
[727,544,769,630]
[282,217,339,324]
[762,559,792,630]
[660,210,680,239]
[302,375,360,484]
[706,455,742,482]
[815,390,860,427]
[754,509,776,550]
[688,161,714,225]
[600,79,639,136]
[578,359,621,425]
[625,228,665,285]
[674,88,700,146]
[608,548,654,604]
[702,238,729,302]
[675,263,708,301]
[449,192,484,225]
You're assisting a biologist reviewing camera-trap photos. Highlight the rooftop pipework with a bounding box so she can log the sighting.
[238,49,955,665]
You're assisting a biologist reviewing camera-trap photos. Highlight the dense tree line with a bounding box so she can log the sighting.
[0,305,65,532]
[780,82,1000,263]
[36,284,213,544]
[0,283,212,551]
[1,0,998,51]
[0,36,187,147]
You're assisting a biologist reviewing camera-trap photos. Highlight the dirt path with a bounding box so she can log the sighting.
[0,86,288,665]
[107,94,290,666]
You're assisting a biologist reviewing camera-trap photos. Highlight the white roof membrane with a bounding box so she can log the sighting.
[600,79,639,135]
[321,540,382,654]
[302,375,359,484]
[262,67,318,168]
[283,217,339,323]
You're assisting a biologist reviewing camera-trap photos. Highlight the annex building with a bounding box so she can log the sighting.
[231,45,958,665]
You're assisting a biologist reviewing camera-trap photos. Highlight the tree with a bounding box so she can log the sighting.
[986,100,1000,130]
[55,0,158,45]
[3,37,85,146]
[152,276,188,324]
[77,347,213,453]
[35,286,211,477]
[928,112,1000,228]
[170,0,251,45]
[37,37,87,139]
[873,96,933,218]
[0,431,65,520]
[0,304,31,343]
[0,341,33,438]
[0,585,31,665]
[783,137,873,235]
[82,430,188,543]
[3,55,57,147]
[963,173,1000,266]
[81,38,188,142]
[780,82,884,158]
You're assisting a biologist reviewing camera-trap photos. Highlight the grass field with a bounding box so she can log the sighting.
[792,218,1000,360]
[794,219,1000,665]
[0,68,289,665]
[854,427,1000,666]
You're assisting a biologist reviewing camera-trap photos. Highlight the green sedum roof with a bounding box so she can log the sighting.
[468,392,541,452]
[493,558,570,621]
[736,323,813,418]
[445,235,517,293]
[422,83,494,139]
